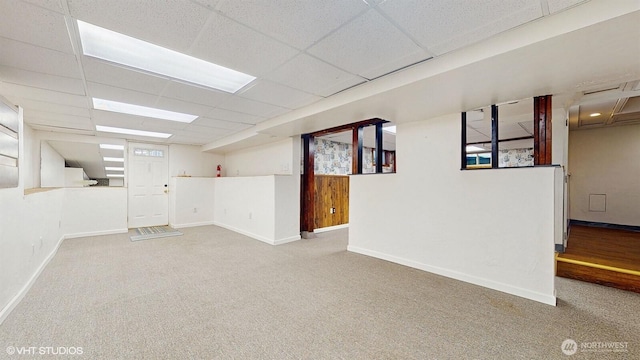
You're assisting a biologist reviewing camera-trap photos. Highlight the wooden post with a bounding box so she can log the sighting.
[375,123,383,173]
[534,95,552,165]
[491,104,499,169]
[461,112,467,170]
[352,126,363,174]
[301,134,315,238]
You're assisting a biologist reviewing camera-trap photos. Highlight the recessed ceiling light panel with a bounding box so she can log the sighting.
[96,125,172,139]
[105,167,124,171]
[589,112,601,117]
[93,98,197,123]
[77,20,255,93]
[99,144,124,150]
[103,157,125,162]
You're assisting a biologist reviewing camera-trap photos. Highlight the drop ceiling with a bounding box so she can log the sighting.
[0,0,639,165]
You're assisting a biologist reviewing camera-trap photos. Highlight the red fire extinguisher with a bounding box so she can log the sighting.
[216,165,221,177]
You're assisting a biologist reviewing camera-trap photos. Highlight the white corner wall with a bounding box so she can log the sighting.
[169,144,224,177]
[169,177,215,229]
[348,114,558,305]
[568,124,640,226]
[224,138,296,177]
[39,141,65,187]
[213,175,300,245]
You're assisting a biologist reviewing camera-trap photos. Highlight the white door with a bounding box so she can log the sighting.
[128,143,169,228]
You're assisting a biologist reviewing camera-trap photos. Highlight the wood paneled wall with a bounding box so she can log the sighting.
[314,175,349,229]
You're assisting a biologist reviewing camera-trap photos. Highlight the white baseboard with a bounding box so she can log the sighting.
[0,234,65,325]
[314,224,349,233]
[273,235,301,245]
[212,222,301,246]
[64,228,128,239]
[347,245,557,306]
[213,221,275,245]
[170,221,216,229]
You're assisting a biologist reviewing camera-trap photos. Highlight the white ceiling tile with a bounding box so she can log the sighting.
[218,96,288,118]
[24,114,94,131]
[267,54,367,97]
[238,80,322,109]
[308,9,427,79]
[190,12,299,77]
[378,0,543,55]
[161,81,231,107]
[92,110,188,131]
[216,0,368,50]
[0,83,88,108]
[0,1,73,53]
[547,0,589,14]
[82,58,170,95]
[0,37,81,78]
[0,66,85,95]
[23,109,91,125]
[166,136,207,145]
[181,124,235,137]
[206,107,265,125]
[86,82,159,108]
[154,97,215,117]
[67,0,211,53]
[359,51,432,80]
[190,0,223,10]
[191,117,253,131]
[22,0,65,13]
[10,97,90,117]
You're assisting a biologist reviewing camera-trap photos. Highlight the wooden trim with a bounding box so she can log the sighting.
[534,95,552,165]
[491,104,499,169]
[353,126,363,174]
[301,134,315,233]
[466,135,533,146]
[461,112,467,170]
[308,118,387,138]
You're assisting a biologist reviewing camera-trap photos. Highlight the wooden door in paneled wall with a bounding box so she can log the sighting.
[314,175,349,229]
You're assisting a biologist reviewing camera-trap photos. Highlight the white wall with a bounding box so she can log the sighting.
[0,105,129,324]
[39,141,65,187]
[214,175,300,245]
[62,187,128,238]
[169,144,224,177]
[348,114,558,305]
[225,138,295,177]
[169,177,215,228]
[569,124,640,226]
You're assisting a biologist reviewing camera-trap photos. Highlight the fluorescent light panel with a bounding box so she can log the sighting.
[105,167,124,171]
[106,174,125,178]
[466,145,486,152]
[77,20,255,93]
[93,98,197,123]
[99,144,124,150]
[103,157,124,162]
[96,125,172,139]
[383,125,397,134]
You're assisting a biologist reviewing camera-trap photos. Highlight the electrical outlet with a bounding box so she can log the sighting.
[224,208,227,215]
[193,207,197,213]
[31,244,35,255]
[39,236,43,248]
[249,212,252,219]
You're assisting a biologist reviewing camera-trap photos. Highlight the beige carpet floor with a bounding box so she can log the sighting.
[1,226,638,359]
